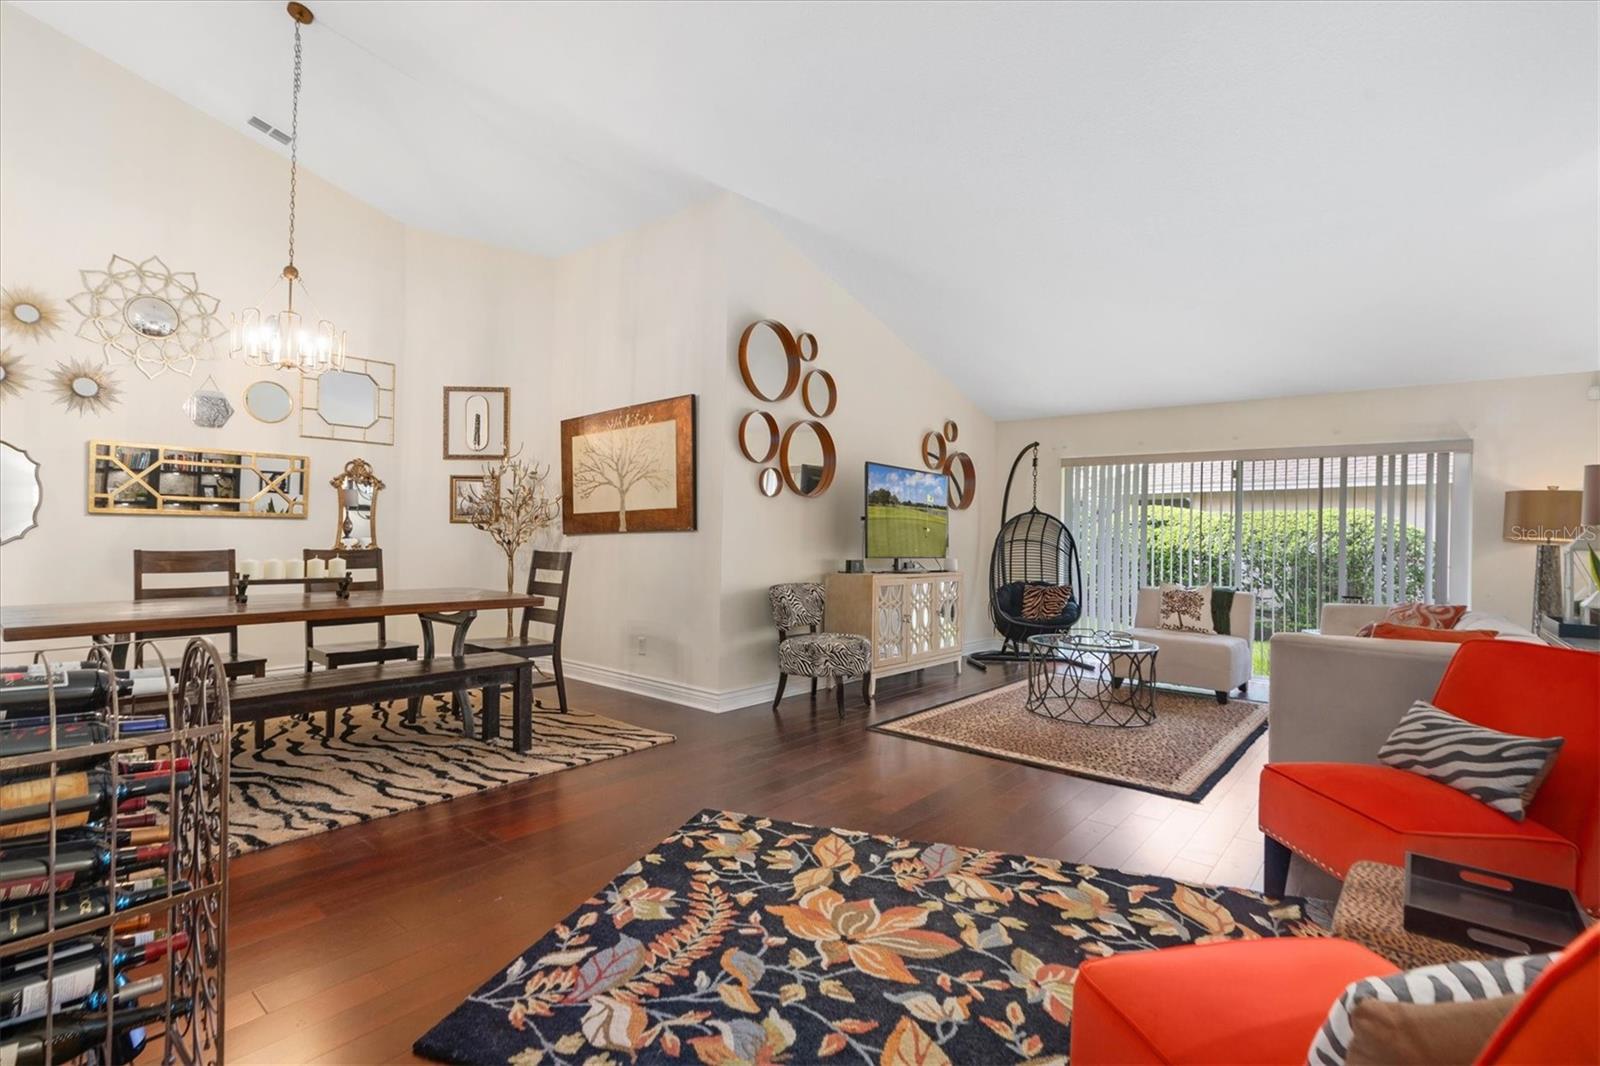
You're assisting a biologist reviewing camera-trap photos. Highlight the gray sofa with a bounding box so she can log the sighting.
[1266,603,1535,765]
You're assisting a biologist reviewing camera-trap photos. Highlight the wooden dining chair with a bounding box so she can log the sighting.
[302,547,419,736]
[131,549,267,680]
[465,550,573,738]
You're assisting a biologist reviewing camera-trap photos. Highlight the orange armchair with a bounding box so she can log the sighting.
[1258,640,1599,913]
[1070,924,1599,1065]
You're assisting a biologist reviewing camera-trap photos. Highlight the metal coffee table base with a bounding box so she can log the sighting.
[1026,644,1158,728]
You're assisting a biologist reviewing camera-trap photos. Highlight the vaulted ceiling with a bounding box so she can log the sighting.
[17,0,1597,419]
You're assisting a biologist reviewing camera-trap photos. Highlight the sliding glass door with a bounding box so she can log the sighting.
[1063,443,1471,675]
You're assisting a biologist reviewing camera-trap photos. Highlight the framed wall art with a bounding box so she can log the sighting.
[443,386,509,460]
[561,394,696,534]
[448,474,494,524]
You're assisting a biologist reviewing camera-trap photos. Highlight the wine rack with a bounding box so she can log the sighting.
[0,638,228,1065]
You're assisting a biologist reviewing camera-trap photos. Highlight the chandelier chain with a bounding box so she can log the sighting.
[287,20,302,270]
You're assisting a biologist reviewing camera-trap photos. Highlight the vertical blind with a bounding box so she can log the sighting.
[1062,444,1470,669]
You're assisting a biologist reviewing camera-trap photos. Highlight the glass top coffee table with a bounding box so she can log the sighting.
[1026,631,1160,727]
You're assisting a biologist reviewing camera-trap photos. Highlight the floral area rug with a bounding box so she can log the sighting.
[414,809,1323,1065]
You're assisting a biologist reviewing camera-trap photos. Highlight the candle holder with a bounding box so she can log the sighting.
[234,573,353,604]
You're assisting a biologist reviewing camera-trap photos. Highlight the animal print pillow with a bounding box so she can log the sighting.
[1307,952,1554,1066]
[1157,584,1215,634]
[1021,584,1072,620]
[1356,601,1468,636]
[1377,701,1563,821]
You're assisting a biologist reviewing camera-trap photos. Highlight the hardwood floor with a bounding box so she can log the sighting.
[225,664,1272,1064]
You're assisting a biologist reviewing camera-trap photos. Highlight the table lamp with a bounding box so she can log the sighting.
[1503,485,1582,630]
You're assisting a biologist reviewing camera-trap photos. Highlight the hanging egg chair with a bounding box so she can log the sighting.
[968,442,1083,669]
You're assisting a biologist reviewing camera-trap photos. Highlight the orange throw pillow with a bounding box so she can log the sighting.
[1369,622,1498,644]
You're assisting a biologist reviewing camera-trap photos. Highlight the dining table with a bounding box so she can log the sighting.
[1,586,547,748]
[0,586,541,646]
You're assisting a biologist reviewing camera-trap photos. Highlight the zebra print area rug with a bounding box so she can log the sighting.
[227,699,673,855]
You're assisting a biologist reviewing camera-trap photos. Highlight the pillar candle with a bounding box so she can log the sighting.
[239,559,262,579]
[306,557,328,579]
[327,557,348,579]
[284,559,305,580]
[262,559,286,580]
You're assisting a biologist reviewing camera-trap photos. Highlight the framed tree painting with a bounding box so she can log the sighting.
[561,394,696,533]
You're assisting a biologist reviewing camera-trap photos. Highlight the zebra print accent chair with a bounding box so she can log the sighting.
[768,582,872,716]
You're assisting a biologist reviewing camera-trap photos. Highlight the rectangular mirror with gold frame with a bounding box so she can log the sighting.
[88,440,309,518]
[300,355,396,445]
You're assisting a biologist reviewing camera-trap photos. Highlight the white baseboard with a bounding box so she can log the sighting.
[565,637,1002,714]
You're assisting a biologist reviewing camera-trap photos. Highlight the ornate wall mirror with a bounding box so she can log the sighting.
[245,380,294,423]
[88,440,308,518]
[183,375,234,428]
[331,458,382,548]
[68,255,223,378]
[1,287,63,341]
[0,440,42,544]
[49,360,122,416]
[301,355,395,445]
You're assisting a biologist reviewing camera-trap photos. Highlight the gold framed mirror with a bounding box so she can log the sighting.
[88,440,308,518]
[332,457,382,548]
[301,355,395,445]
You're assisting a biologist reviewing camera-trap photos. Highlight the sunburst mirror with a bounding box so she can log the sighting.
[0,348,31,402]
[69,255,224,379]
[49,359,122,416]
[0,287,64,342]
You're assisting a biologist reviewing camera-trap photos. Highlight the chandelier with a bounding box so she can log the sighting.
[231,2,346,376]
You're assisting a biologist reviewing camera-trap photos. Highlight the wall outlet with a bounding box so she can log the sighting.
[634,635,647,656]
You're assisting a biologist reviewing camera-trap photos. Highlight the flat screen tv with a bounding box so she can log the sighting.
[864,462,949,560]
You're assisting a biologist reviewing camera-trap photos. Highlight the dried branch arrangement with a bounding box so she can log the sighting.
[466,447,562,635]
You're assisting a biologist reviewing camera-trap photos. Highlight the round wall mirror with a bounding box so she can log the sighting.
[244,380,294,423]
[738,411,780,464]
[946,452,976,510]
[779,419,837,498]
[123,296,180,338]
[318,370,379,428]
[12,303,41,325]
[0,440,42,545]
[72,376,100,398]
[758,468,782,498]
[801,369,836,418]
[737,320,800,403]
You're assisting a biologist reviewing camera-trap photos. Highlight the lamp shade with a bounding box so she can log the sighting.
[1503,486,1582,543]
[1583,464,1600,527]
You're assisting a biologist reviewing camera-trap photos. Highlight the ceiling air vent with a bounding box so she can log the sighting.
[247,116,293,146]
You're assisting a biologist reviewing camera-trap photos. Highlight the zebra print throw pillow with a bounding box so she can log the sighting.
[1307,952,1555,1066]
[1377,702,1563,821]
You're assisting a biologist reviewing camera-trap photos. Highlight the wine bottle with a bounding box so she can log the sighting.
[116,758,190,776]
[0,843,172,892]
[0,721,110,759]
[0,937,99,980]
[0,933,187,1021]
[0,822,168,859]
[15,664,169,700]
[0,771,192,839]
[0,881,191,944]
[79,973,164,1012]
[0,997,191,1066]
[0,672,121,720]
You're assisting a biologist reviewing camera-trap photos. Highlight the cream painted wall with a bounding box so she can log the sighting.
[504,200,731,695]
[0,6,519,662]
[1,9,993,709]
[996,373,1600,623]
[719,203,997,696]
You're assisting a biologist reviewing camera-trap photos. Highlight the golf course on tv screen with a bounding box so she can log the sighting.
[865,462,949,559]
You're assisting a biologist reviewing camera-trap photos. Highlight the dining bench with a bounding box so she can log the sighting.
[229,652,536,752]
